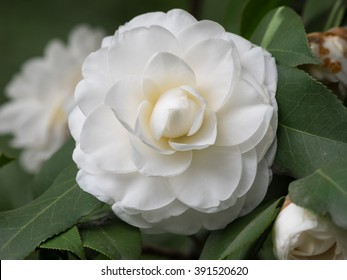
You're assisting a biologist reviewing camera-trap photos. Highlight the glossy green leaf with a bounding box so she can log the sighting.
[39,226,85,259]
[251,6,319,67]
[275,65,347,178]
[0,166,103,259]
[200,198,284,260]
[241,0,292,39]
[80,220,141,260]
[289,158,347,230]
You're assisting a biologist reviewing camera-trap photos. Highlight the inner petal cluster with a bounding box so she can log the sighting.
[150,87,205,139]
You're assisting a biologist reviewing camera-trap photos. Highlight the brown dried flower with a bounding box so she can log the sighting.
[306,27,347,101]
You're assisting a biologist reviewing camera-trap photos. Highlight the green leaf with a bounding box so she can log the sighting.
[32,138,74,197]
[0,152,14,168]
[0,161,34,211]
[241,0,292,39]
[289,158,347,230]
[39,226,85,259]
[251,6,319,67]
[275,65,347,178]
[200,198,284,260]
[80,220,141,260]
[0,165,103,259]
[303,0,346,32]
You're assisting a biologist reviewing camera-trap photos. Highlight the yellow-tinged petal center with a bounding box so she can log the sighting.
[150,87,203,140]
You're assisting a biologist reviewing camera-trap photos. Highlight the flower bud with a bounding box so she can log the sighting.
[272,197,347,259]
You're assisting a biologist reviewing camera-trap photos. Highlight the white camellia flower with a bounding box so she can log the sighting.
[69,9,278,234]
[273,201,347,259]
[0,25,105,173]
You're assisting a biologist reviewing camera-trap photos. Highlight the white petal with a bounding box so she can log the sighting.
[73,144,103,174]
[168,109,217,151]
[105,76,144,132]
[184,38,240,111]
[223,32,252,56]
[200,196,246,230]
[101,36,113,48]
[68,106,86,142]
[239,158,271,216]
[0,100,41,134]
[108,26,180,81]
[78,169,175,211]
[112,203,153,229]
[273,203,321,259]
[119,9,197,36]
[68,25,105,57]
[241,46,266,86]
[135,101,174,153]
[76,170,115,204]
[234,149,258,198]
[130,133,192,177]
[154,208,203,235]
[75,47,113,116]
[237,106,274,154]
[216,95,274,149]
[262,49,277,96]
[0,100,52,148]
[177,20,225,51]
[152,197,246,234]
[167,146,242,210]
[141,199,189,223]
[142,52,196,103]
[80,105,136,173]
[115,173,175,210]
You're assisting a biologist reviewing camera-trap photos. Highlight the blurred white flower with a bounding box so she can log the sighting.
[306,27,347,101]
[0,25,105,173]
[69,9,278,234]
[273,199,347,259]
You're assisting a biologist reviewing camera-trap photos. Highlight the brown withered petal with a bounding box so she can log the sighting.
[305,27,347,101]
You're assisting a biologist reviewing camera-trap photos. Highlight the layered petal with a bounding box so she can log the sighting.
[75,47,113,116]
[130,133,192,177]
[167,146,242,211]
[168,108,217,151]
[108,26,180,81]
[105,76,144,132]
[239,158,270,216]
[79,169,175,211]
[184,38,241,111]
[177,20,225,52]
[142,52,196,103]
[80,105,136,173]
[118,9,197,36]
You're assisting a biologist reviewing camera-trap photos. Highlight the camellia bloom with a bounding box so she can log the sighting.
[69,9,278,234]
[0,25,105,173]
[306,27,347,101]
[273,199,347,259]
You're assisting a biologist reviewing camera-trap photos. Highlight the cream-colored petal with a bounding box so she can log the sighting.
[184,38,240,111]
[80,105,136,173]
[167,146,242,210]
[142,52,196,104]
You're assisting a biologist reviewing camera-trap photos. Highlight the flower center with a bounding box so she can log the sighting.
[150,87,204,140]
